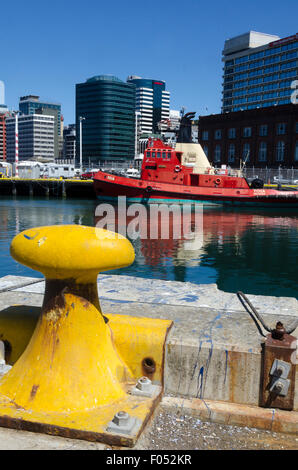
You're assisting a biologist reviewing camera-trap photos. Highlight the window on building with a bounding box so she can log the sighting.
[243,127,252,137]
[235,56,248,64]
[248,95,262,102]
[242,143,250,161]
[228,128,236,139]
[203,145,208,157]
[202,130,209,141]
[259,125,268,136]
[228,144,235,162]
[276,141,285,161]
[214,129,222,140]
[295,142,298,162]
[214,145,221,163]
[250,51,264,60]
[265,47,280,57]
[277,123,287,135]
[258,142,267,162]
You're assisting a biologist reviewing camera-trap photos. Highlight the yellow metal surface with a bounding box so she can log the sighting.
[0,298,172,445]
[10,225,135,281]
[107,314,170,384]
[0,293,131,412]
[0,225,172,445]
[0,178,93,182]
[0,306,40,364]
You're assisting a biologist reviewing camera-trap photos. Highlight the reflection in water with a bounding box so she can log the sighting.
[0,197,298,299]
[0,198,95,278]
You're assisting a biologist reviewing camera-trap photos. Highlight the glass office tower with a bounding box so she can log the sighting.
[222,32,298,113]
[75,75,136,164]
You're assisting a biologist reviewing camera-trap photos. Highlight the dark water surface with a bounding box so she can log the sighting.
[0,197,297,299]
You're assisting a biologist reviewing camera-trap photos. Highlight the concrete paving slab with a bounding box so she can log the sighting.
[0,275,41,293]
[7,274,298,316]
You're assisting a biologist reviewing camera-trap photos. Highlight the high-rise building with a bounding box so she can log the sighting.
[6,114,55,162]
[59,115,64,158]
[0,81,7,160]
[76,75,136,163]
[0,111,7,161]
[19,95,62,158]
[222,31,298,113]
[63,124,76,161]
[127,76,170,134]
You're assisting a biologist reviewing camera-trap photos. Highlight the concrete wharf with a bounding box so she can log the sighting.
[0,274,297,449]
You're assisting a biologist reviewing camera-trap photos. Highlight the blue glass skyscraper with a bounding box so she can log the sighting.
[76,75,136,163]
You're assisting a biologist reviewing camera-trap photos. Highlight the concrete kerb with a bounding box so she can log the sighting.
[0,274,297,436]
[160,397,298,435]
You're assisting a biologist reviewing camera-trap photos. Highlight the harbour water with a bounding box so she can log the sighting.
[0,196,298,299]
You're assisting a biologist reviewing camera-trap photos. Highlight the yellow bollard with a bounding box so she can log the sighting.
[0,225,172,446]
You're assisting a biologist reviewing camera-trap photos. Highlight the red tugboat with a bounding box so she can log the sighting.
[93,113,298,207]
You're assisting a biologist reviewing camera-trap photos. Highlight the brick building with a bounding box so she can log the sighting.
[198,103,298,168]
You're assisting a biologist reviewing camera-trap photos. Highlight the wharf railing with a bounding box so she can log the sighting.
[242,167,298,184]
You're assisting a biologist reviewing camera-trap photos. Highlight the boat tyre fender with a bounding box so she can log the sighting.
[175,165,182,173]
[215,177,221,185]
[146,185,152,193]
[250,178,264,189]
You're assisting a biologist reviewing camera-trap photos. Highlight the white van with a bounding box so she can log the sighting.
[41,164,76,179]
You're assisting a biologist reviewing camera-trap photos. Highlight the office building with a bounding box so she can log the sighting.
[127,76,170,134]
[6,114,55,162]
[198,103,298,168]
[0,81,7,160]
[63,124,76,161]
[76,75,136,163]
[19,95,62,158]
[222,31,298,113]
[0,111,6,161]
[0,102,8,161]
[59,115,64,158]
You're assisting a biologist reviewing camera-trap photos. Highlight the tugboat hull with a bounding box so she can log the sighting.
[93,172,298,207]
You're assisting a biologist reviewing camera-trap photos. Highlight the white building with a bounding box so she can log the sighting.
[222,31,298,113]
[127,76,170,135]
[6,114,55,162]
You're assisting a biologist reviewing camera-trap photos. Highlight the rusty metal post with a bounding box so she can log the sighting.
[260,322,297,411]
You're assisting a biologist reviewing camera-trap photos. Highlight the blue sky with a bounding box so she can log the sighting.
[1,0,297,124]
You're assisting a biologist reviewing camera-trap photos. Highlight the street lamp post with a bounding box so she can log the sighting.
[79,116,85,174]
